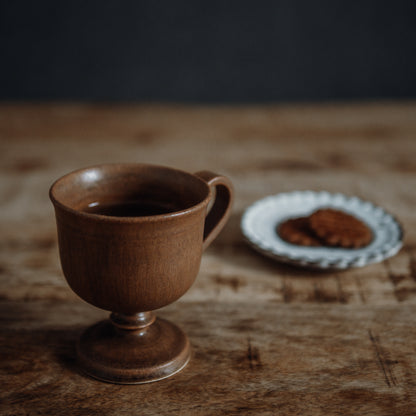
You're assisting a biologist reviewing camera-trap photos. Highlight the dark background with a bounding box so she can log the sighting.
[1,0,415,102]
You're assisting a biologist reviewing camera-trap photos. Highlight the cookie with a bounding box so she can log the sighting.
[277,217,322,247]
[309,208,372,248]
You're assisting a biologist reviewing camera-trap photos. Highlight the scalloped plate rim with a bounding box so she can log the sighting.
[241,191,404,270]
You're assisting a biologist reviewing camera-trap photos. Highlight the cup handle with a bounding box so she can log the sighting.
[194,171,234,251]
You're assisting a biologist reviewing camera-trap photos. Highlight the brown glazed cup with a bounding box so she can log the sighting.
[50,163,233,384]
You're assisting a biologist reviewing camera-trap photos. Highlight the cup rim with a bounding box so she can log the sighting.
[49,163,212,223]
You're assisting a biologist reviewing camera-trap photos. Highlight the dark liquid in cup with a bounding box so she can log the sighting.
[83,200,178,217]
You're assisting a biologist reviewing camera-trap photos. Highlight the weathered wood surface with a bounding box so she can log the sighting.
[1,300,416,416]
[1,102,416,415]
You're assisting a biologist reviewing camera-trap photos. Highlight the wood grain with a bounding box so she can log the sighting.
[0,102,416,414]
[1,300,416,416]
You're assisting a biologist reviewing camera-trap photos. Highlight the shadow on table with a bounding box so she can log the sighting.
[0,300,93,381]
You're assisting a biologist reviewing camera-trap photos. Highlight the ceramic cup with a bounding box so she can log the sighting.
[50,163,233,384]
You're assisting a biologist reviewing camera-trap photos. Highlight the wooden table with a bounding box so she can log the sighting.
[1,102,415,415]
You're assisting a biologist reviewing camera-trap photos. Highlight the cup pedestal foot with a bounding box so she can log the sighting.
[76,313,191,384]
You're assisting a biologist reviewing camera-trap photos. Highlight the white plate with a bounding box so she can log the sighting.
[241,191,403,270]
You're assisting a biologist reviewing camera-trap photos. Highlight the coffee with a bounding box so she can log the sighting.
[83,200,178,217]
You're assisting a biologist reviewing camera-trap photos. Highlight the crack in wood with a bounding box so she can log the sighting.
[408,247,416,283]
[247,337,262,370]
[384,260,402,302]
[368,330,398,388]
[355,276,367,304]
[336,275,348,304]
[282,280,294,303]
[311,283,339,303]
[213,275,245,292]
[385,253,416,301]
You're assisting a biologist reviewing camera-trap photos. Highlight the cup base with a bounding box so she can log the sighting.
[77,317,191,384]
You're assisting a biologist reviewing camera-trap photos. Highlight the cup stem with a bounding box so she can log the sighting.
[110,311,156,331]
